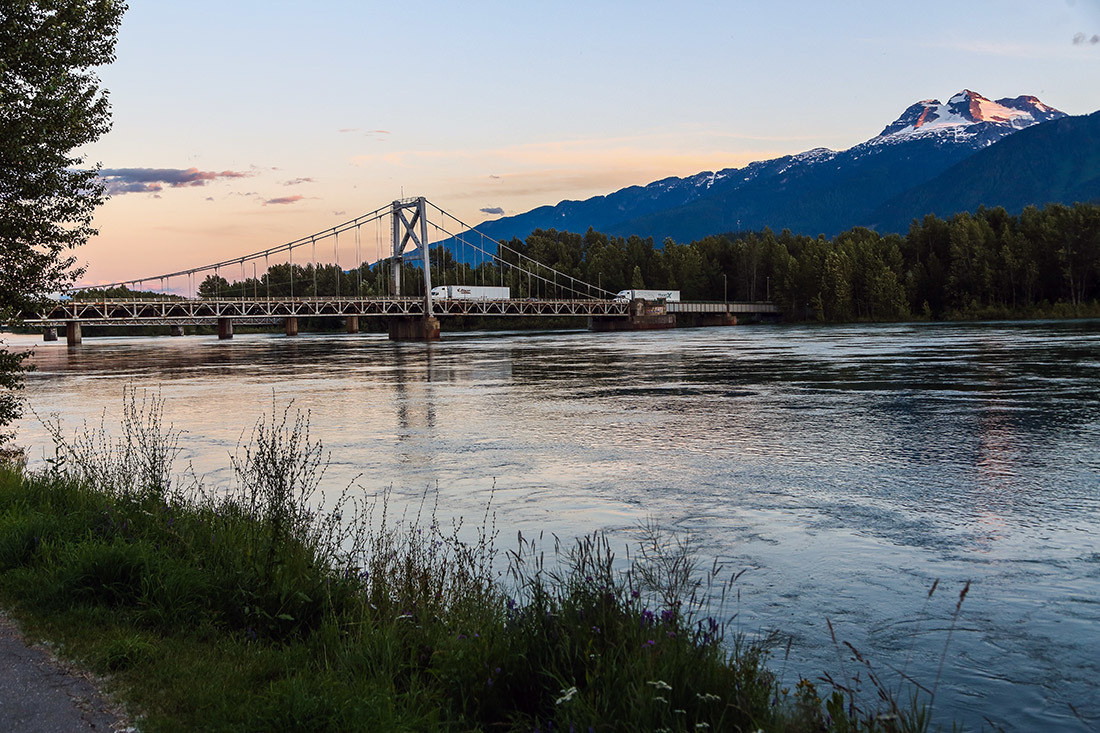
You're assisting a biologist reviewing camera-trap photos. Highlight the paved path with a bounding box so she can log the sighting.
[0,614,130,732]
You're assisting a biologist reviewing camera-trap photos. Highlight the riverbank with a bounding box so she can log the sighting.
[0,399,938,732]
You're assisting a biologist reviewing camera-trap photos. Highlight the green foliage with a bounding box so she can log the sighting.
[0,396,950,731]
[189,202,1099,326]
[0,0,127,441]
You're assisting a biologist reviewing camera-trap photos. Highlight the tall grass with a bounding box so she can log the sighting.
[0,390,955,731]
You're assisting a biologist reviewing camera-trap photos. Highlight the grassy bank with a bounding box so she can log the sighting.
[0,396,941,731]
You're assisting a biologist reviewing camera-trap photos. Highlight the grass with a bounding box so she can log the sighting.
[0,391,952,732]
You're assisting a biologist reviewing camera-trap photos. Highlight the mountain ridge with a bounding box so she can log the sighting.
[471,90,1083,244]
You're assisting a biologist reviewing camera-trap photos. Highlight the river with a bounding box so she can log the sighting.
[5,320,1100,731]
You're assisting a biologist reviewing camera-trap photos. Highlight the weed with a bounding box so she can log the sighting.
[0,394,960,732]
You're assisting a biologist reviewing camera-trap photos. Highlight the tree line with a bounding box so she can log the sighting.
[191,201,1100,321]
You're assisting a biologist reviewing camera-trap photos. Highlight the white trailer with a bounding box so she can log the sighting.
[430,285,511,300]
[613,289,681,302]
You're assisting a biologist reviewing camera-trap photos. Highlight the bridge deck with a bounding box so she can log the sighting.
[17,297,777,326]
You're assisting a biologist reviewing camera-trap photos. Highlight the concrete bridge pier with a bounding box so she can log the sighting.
[170,325,185,337]
[65,321,82,345]
[285,317,298,337]
[388,316,440,341]
[345,315,359,334]
[697,313,737,327]
[218,318,233,340]
[43,327,58,342]
[589,299,676,332]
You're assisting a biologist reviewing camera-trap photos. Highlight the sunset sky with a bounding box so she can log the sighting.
[77,0,1100,286]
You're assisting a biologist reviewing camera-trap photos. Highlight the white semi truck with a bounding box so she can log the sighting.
[613,289,681,302]
[430,285,511,300]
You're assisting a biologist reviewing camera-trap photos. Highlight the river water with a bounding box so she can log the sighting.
[5,320,1099,731]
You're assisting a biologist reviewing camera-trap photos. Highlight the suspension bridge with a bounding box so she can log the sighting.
[18,197,778,343]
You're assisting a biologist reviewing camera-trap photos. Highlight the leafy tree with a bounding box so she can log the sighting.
[198,275,231,299]
[1,0,127,442]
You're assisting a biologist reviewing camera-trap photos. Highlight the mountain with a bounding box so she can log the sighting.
[469,90,1073,244]
[867,110,1100,231]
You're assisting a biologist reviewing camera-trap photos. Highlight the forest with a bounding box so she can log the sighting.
[130,201,1099,323]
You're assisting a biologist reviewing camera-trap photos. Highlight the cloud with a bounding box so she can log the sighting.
[480,206,504,216]
[281,177,316,185]
[100,167,252,195]
[339,128,390,137]
[489,174,501,179]
[263,195,305,206]
[333,210,347,216]
[1072,32,1100,44]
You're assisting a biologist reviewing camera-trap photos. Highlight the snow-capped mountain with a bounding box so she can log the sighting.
[468,91,1078,244]
[871,89,1065,146]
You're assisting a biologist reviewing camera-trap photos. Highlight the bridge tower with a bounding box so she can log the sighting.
[389,197,440,340]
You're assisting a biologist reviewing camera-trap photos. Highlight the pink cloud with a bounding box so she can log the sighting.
[100,167,252,195]
[264,195,305,206]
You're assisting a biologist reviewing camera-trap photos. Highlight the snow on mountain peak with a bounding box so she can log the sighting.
[871,90,1065,145]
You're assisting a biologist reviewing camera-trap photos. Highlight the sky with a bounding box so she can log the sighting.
[76,0,1100,286]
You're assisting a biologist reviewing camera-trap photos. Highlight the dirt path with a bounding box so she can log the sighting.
[0,613,131,732]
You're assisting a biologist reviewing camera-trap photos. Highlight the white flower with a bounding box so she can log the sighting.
[654,695,668,704]
[555,686,578,705]
[695,724,711,730]
[647,679,673,691]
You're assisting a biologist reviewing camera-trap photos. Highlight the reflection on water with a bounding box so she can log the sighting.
[6,320,1100,732]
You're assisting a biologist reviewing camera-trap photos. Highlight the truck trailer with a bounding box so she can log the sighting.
[430,285,511,300]
[613,289,680,302]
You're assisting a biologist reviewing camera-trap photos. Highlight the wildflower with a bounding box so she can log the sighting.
[695,724,711,730]
[647,680,673,691]
[555,686,578,705]
[642,639,656,647]
[654,696,668,704]
[673,709,686,715]
[696,693,721,703]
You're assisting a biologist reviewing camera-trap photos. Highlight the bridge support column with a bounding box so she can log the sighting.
[589,299,676,332]
[345,315,359,334]
[218,318,233,340]
[697,313,737,327]
[65,321,82,345]
[285,317,298,337]
[43,327,58,342]
[170,325,185,337]
[387,316,440,341]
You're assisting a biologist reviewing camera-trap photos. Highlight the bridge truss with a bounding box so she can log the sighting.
[13,196,777,336]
